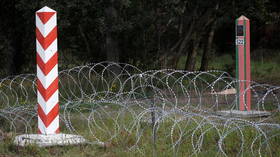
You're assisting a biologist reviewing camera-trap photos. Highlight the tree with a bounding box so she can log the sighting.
[0,0,279,77]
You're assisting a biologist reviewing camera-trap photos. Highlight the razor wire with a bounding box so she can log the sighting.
[0,62,280,156]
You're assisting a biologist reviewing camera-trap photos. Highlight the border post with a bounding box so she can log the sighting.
[36,6,59,134]
[13,6,106,147]
[236,15,251,111]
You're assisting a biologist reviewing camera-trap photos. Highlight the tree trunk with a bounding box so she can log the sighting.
[78,25,91,55]
[200,20,217,71]
[106,33,119,62]
[168,22,195,69]
[170,53,180,69]
[104,1,121,74]
[10,0,23,74]
[185,35,200,71]
[177,22,195,55]
[105,1,120,63]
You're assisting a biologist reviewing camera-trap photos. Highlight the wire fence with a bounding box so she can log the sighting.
[0,62,280,156]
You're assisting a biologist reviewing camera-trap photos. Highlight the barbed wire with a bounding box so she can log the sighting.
[0,62,279,156]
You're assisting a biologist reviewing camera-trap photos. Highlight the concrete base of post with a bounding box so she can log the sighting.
[216,110,271,118]
[14,133,87,147]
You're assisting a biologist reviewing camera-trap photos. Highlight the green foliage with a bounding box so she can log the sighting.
[0,0,279,82]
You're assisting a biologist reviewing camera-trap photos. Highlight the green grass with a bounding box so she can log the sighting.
[1,107,280,157]
[177,52,280,85]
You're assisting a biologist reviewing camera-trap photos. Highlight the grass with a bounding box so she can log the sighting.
[177,52,280,85]
[1,105,280,157]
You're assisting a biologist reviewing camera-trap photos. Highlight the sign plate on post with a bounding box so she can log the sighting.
[236,25,244,36]
[236,39,244,45]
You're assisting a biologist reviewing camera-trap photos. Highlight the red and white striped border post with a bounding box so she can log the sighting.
[36,6,59,134]
[13,6,87,147]
[235,15,251,111]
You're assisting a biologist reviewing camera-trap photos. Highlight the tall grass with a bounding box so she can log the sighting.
[177,51,280,85]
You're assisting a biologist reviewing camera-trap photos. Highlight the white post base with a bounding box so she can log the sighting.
[14,133,86,147]
[216,110,271,118]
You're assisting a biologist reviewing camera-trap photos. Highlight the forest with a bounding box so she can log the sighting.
[0,0,279,82]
